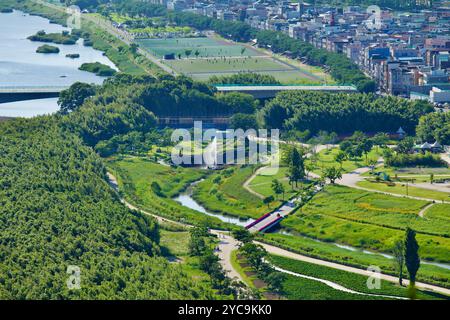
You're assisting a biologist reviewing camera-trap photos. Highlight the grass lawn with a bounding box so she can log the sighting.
[281,273,383,300]
[306,147,380,176]
[279,184,450,262]
[259,233,450,289]
[256,46,335,84]
[269,255,448,300]
[427,204,450,221]
[247,166,312,198]
[231,249,377,300]
[357,180,450,202]
[159,230,190,257]
[159,229,230,298]
[107,157,231,229]
[137,37,261,59]
[164,56,291,74]
[193,165,273,219]
[367,166,450,178]
[230,250,258,289]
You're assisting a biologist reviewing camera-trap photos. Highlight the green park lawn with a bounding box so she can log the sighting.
[232,250,381,300]
[107,157,230,228]
[137,37,260,58]
[279,184,450,263]
[164,56,291,74]
[247,166,312,198]
[193,165,275,219]
[367,166,450,178]
[306,147,381,176]
[357,179,450,202]
[427,204,450,221]
[159,229,230,297]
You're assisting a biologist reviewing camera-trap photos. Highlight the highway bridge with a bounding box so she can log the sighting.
[214,84,358,98]
[0,86,69,103]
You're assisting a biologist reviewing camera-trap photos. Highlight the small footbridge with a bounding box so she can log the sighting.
[245,198,298,233]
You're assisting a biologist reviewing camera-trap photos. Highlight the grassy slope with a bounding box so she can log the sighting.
[357,180,450,202]
[107,157,231,229]
[193,165,274,219]
[259,233,450,289]
[270,255,448,300]
[247,166,310,199]
[280,184,450,262]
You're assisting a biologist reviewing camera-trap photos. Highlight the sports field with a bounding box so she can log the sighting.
[137,37,261,58]
[137,36,331,83]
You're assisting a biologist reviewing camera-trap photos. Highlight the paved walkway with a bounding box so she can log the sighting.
[440,153,450,166]
[414,182,450,193]
[210,231,245,283]
[335,158,450,204]
[418,203,434,218]
[256,241,450,296]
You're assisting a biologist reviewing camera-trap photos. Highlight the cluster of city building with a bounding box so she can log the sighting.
[153,0,450,104]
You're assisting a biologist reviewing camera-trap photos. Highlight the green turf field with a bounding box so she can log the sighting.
[164,56,291,73]
[137,37,260,58]
[137,36,330,83]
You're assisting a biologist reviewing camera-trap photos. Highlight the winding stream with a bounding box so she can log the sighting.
[173,180,255,227]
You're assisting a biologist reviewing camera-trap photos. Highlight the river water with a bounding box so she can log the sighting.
[173,180,255,227]
[0,10,117,117]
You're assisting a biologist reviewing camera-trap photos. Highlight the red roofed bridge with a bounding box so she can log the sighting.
[246,198,298,233]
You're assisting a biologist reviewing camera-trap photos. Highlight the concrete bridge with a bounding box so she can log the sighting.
[214,84,358,99]
[0,86,68,103]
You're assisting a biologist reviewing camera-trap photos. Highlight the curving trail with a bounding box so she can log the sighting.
[270,264,408,300]
[256,241,450,296]
[418,203,434,218]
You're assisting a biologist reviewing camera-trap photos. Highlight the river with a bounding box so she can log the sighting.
[173,180,255,227]
[0,9,117,117]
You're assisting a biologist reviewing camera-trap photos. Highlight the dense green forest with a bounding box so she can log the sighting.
[259,91,434,134]
[60,74,257,145]
[416,112,450,144]
[0,116,215,299]
[209,73,281,86]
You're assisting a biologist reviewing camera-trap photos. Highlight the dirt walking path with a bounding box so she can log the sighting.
[256,241,450,296]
